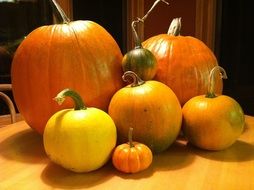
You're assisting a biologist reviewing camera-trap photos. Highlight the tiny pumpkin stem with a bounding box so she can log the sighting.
[167,17,182,36]
[122,71,145,87]
[49,0,70,24]
[54,88,86,110]
[128,127,134,148]
[131,0,169,48]
[206,66,228,98]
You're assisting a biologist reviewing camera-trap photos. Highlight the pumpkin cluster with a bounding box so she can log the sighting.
[10,0,245,174]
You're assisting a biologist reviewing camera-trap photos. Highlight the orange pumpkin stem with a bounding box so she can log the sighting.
[50,0,70,24]
[131,0,169,48]
[122,71,145,87]
[206,66,228,98]
[54,88,87,110]
[128,127,134,148]
[167,17,182,36]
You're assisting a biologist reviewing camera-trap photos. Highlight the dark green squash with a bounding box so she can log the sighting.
[122,0,169,80]
[122,39,157,81]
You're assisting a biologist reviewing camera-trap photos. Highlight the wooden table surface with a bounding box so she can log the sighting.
[1,115,254,190]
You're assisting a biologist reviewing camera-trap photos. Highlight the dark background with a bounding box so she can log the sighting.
[215,0,254,115]
[0,0,52,114]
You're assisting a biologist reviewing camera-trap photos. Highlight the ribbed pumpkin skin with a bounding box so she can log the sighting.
[108,81,182,153]
[11,21,123,134]
[142,35,223,105]
[112,142,153,173]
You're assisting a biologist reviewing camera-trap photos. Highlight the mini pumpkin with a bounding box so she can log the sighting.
[182,66,245,150]
[112,127,153,173]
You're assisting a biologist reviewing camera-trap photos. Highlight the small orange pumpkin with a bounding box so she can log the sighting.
[112,127,153,173]
[109,71,182,153]
[182,66,245,150]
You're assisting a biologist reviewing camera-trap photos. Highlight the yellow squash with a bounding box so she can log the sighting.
[43,89,117,172]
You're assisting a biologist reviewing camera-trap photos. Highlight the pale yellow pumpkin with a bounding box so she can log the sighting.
[43,89,117,172]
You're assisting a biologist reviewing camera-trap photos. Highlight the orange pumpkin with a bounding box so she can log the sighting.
[11,0,123,134]
[182,66,245,150]
[108,71,182,153]
[142,17,223,105]
[112,127,153,173]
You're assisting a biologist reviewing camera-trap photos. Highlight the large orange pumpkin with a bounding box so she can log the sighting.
[11,0,123,134]
[108,71,182,153]
[142,17,223,105]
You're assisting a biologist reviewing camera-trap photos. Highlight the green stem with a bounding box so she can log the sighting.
[167,17,182,36]
[122,71,145,87]
[131,0,169,48]
[128,127,134,148]
[206,66,228,98]
[49,0,70,24]
[131,20,142,49]
[54,88,86,110]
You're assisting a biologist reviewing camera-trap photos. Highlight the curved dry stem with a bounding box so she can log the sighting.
[122,71,145,87]
[54,88,86,110]
[140,0,169,21]
[131,0,169,48]
[131,20,142,48]
[206,66,228,98]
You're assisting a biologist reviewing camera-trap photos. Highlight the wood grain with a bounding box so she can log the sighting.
[195,0,217,51]
[1,116,254,190]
